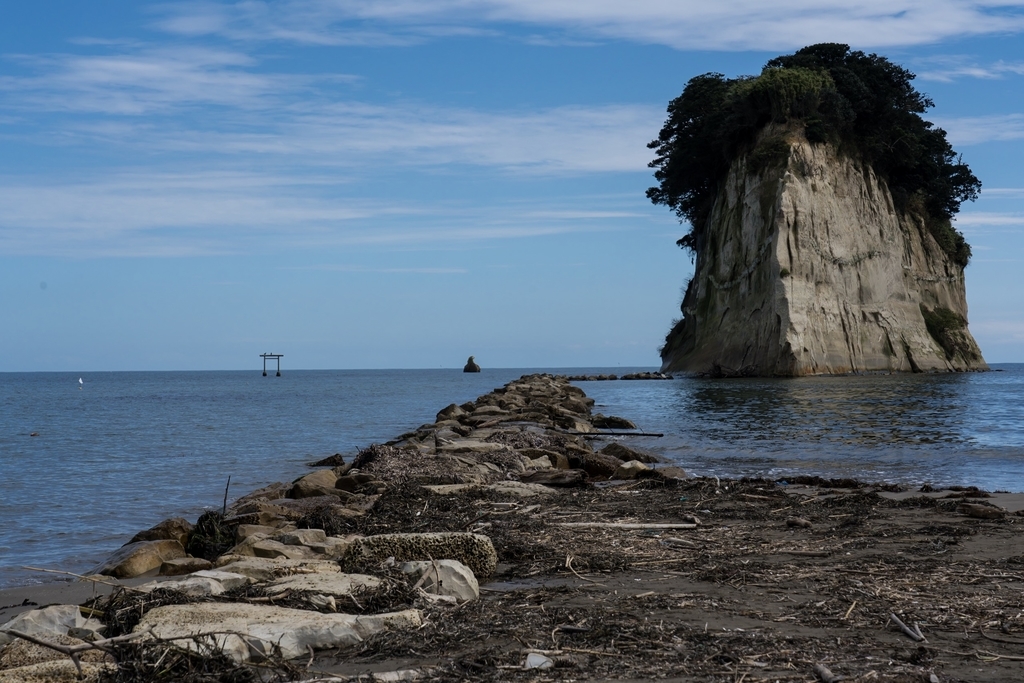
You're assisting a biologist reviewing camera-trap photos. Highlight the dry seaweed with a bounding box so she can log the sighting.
[187,511,236,561]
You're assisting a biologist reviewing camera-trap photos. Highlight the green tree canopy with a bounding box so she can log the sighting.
[647,43,979,267]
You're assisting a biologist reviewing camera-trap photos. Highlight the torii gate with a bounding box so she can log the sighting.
[260,353,283,376]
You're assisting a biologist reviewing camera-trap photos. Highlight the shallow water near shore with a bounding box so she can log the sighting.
[2,364,1023,589]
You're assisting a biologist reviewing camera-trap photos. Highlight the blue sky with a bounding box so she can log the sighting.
[2,1,1023,371]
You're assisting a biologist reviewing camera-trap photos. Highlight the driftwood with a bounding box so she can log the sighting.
[553,522,698,530]
[813,662,842,682]
[580,431,665,438]
[2,627,152,675]
[889,613,926,642]
[786,517,813,528]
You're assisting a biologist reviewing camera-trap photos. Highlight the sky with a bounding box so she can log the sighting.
[1,1,1024,371]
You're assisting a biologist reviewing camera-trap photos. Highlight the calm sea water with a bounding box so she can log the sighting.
[2,365,1023,589]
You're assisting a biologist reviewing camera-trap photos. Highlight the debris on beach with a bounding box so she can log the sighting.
[2,373,1023,682]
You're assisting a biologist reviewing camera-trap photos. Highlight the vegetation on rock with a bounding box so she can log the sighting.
[921,304,978,362]
[647,43,980,267]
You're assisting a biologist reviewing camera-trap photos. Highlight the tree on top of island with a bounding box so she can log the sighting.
[647,43,979,268]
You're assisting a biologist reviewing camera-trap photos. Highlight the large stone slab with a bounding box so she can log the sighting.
[135,602,422,662]
[214,557,342,582]
[88,539,185,579]
[341,532,497,578]
[265,572,380,597]
[136,570,250,597]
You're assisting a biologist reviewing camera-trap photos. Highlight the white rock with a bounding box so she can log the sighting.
[400,560,479,602]
[612,460,652,480]
[135,602,422,662]
[0,605,103,647]
[524,652,554,669]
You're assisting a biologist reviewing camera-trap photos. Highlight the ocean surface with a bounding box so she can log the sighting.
[2,365,1023,589]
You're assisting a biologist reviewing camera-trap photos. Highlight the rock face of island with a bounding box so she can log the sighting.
[649,44,987,376]
[660,135,987,376]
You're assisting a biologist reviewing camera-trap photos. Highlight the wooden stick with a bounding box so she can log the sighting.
[20,566,131,591]
[778,550,829,557]
[554,522,697,530]
[222,475,232,516]
[889,613,926,642]
[578,431,665,438]
[812,662,842,682]
[978,627,1024,645]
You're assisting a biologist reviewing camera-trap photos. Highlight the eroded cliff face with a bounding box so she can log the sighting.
[660,136,986,376]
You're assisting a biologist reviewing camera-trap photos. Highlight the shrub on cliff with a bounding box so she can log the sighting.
[647,43,979,267]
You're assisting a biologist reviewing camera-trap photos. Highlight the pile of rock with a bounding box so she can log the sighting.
[565,371,672,381]
[0,374,685,680]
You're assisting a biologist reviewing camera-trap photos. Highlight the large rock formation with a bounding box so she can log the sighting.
[661,135,986,376]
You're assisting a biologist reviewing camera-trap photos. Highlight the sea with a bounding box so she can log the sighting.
[2,365,1024,590]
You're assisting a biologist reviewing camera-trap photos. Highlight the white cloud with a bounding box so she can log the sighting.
[280,264,468,273]
[2,47,660,173]
[917,57,1024,82]
[955,212,1024,226]
[0,47,356,115]
[155,0,1024,51]
[980,188,1024,199]
[934,114,1024,146]
[0,170,656,257]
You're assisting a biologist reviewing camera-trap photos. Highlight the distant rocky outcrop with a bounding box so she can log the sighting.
[659,134,986,376]
[463,356,481,373]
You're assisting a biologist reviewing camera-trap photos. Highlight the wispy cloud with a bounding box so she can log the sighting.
[0,46,338,115]
[1,47,659,173]
[934,114,1024,146]
[917,56,1024,82]
[980,188,1024,199]
[0,170,658,257]
[154,0,1024,51]
[280,264,467,273]
[955,212,1024,226]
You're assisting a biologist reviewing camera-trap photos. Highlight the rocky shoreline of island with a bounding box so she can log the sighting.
[2,373,1024,682]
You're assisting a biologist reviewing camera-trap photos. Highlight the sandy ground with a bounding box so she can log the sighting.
[290,477,1024,682]
[3,373,1024,682]
[5,478,1024,682]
